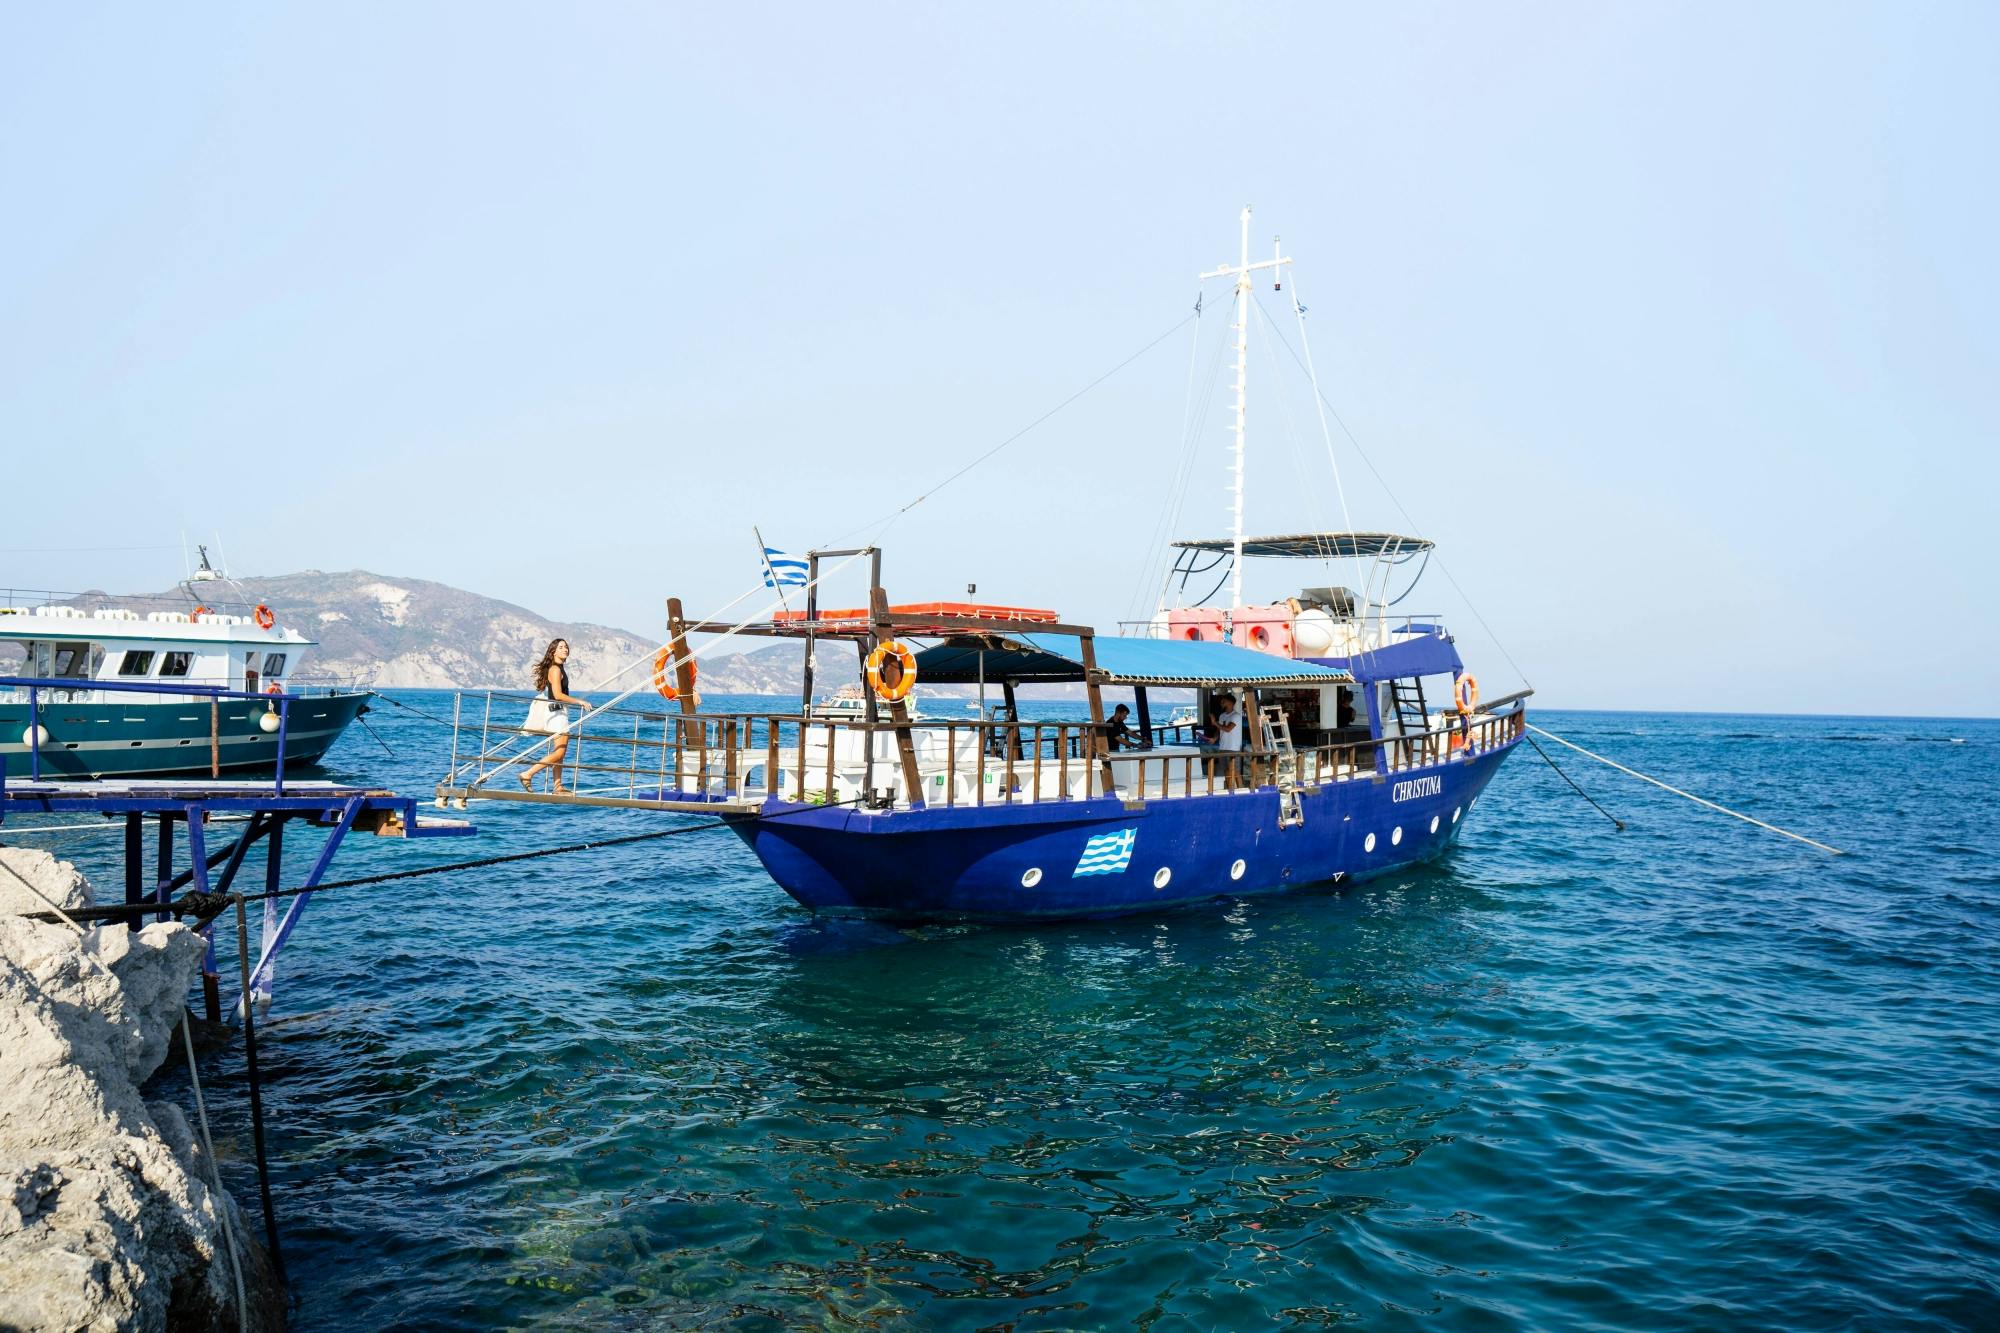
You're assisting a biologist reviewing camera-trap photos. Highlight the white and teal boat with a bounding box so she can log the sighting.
[1,561,368,780]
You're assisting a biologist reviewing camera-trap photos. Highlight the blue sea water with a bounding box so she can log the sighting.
[63,699,2000,1327]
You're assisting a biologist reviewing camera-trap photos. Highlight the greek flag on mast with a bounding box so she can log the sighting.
[762,547,809,588]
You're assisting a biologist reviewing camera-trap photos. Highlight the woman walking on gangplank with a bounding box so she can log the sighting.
[521,638,592,793]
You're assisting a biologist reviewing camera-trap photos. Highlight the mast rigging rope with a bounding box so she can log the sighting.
[1528,724,1844,856]
[1256,304,1535,693]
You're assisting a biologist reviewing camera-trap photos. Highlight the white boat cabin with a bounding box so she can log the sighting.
[0,605,315,702]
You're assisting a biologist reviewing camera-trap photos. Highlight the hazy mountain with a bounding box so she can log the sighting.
[48,572,1077,698]
[52,571,797,693]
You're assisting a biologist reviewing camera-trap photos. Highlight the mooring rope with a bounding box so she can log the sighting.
[178,1015,251,1333]
[1524,730,1625,832]
[352,712,397,758]
[229,891,285,1284]
[1527,723,1844,856]
[370,693,460,730]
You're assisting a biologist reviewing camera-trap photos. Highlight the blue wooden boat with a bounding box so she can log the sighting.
[436,210,1529,921]
[724,564,1522,920]
[436,555,1526,922]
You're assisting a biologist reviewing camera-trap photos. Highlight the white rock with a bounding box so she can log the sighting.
[0,846,93,917]
[0,879,279,1330]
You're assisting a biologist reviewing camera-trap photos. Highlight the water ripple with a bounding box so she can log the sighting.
[97,703,2000,1329]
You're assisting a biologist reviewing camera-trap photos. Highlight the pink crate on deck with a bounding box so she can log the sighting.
[1230,606,1296,658]
[1165,608,1228,642]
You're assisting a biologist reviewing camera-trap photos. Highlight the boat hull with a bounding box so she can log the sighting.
[0,692,370,779]
[734,738,1518,921]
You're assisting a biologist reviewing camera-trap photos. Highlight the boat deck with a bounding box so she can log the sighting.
[432,691,1525,817]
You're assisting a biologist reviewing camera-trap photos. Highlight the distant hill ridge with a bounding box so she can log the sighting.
[57,570,805,693]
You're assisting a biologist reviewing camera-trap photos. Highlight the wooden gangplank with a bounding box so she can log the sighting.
[432,784,762,816]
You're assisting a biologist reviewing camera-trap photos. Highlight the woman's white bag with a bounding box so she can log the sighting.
[524,698,569,735]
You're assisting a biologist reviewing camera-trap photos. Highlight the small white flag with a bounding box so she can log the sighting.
[762,547,809,588]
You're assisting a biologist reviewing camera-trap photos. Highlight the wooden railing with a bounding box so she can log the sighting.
[1371,709,1524,774]
[442,693,1526,810]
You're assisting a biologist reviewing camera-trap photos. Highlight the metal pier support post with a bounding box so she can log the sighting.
[182,807,223,1023]
[246,797,360,1005]
[274,697,290,792]
[253,818,285,1013]
[154,813,175,924]
[189,812,265,1024]
[124,814,143,933]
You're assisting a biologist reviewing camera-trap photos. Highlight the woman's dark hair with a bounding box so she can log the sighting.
[532,639,569,692]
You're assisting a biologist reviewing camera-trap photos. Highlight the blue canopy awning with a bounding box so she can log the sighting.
[910,633,1353,688]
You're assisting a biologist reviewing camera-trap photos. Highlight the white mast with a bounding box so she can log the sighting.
[1200,206,1290,613]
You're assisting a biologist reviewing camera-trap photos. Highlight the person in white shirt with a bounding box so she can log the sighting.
[1214,692,1246,788]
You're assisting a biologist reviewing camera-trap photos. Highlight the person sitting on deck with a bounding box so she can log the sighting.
[1101,703,1137,752]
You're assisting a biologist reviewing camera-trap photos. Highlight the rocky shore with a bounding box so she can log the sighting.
[0,847,282,1331]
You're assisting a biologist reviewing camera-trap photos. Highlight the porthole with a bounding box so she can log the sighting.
[1020,867,1042,889]
[1153,867,1172,890]
[1364,832,1377,853]
[1452,806,1462,823]
[1430,815,1440,834]
[1229,858,1246,881]
[1391,826,1403,846]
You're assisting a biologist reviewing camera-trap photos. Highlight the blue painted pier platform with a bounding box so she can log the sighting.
[1,772,473,1017]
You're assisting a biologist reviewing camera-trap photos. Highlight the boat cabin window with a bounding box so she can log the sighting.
[244,652,260,694]
[116,650,156,676]
[49,642,97,679]
[159,651,194,678]
[262,652,287,676]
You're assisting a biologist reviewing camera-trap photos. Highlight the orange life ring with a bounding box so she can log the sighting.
[1455,674,1479,716]
[265,683,283,695]
[652,648,678,701]
[253,604,275,629]
[866,640,917,702]
[190,605,207,622]
[653,649,697,701]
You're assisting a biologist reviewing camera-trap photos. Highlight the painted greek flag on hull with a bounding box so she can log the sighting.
[1073,828,1137,877]
[762,548,809,588]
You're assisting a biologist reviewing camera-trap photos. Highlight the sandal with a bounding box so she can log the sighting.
[518,773,535,792]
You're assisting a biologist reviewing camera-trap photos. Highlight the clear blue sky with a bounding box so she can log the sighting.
[3,3,1994,715]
